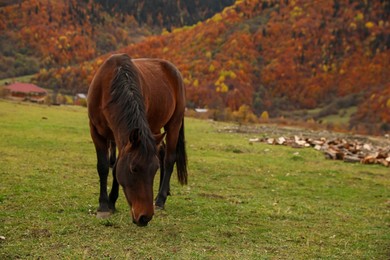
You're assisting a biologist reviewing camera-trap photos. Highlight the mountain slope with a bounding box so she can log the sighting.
[8,0,390,134]
[0,0,147,78]
[0,0,234,79]
[95,0,235,29]
[115,0,389,133]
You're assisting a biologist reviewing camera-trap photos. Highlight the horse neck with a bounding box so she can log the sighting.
[107,58,152,152]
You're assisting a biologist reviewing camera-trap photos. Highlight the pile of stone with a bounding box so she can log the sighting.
[250,136,390,167]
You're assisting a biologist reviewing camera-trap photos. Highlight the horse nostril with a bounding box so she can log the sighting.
[138,215,152,226]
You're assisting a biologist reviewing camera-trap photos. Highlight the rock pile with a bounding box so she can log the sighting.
[250,136,390,167]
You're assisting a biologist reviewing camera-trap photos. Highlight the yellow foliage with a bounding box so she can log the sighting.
[193,79,199,88]
[183,78,191,85]
[219,70,237,79]
[222,5,235,15]
[212,13,223,23]
[209,64,215,72]
[96,58,103,66]
[365,21,374,29]
[260,111,269,120]
[291,6,303,18]
[59,35,67,42]
[161,28,170,35]
[215,75,226,86]
[386,99,390,108]
[349,22,357,30]
[206,51,212,59]
[307,118,315,124]
[232,105,258,124]
[355,12,364,21]
[163,47,169,53]
[220,83,228,93]
[64,95,73,104]
[172,27,184,34]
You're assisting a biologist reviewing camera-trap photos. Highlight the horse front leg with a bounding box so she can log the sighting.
[95,149,112,218]
[90,125,113,218]
[107,140,118,212]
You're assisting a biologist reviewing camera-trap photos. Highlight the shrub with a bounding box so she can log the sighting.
[260,111,269,122]
[232,105,258,124]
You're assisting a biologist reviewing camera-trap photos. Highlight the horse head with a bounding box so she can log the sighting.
[115,129,164,226]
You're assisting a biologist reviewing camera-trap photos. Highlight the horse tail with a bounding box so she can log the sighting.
[176,119,188,185]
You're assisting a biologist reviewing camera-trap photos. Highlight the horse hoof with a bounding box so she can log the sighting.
[96,211,112,219]
[154,204,165,210]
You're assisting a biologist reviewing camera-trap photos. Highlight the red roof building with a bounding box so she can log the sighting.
[4,83,47,103]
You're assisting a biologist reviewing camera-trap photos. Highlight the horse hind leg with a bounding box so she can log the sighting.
[104,140,118,213]
[155,122,184,209]
[105,140,118,213]
[157,142,170,195]
[155,151,175,210]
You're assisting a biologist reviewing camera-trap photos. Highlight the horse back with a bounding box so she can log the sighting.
[133,58,186,133]
[88,54,185,138]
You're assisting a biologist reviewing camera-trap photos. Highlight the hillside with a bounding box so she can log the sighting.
[0,0,143,78]
[95,0,235,29]
[0,0,234,79]
[118,0,390,134]
[1,0,389,135]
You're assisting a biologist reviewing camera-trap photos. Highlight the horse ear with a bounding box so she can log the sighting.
[129,128,140,147]
[154,132,166,146]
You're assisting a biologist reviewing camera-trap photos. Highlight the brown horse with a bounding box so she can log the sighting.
[87,53,187,226]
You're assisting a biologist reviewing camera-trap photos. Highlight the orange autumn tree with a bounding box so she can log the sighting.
[30,0,390,134]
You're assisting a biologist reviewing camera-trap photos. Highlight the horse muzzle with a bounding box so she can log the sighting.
[132,213,153,227]
[131,207,153,227]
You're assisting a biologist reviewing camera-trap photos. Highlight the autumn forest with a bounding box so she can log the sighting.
[0,0,389,134]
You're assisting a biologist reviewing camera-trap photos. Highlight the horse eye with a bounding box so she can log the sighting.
[132,165,142,174]
[130,165,137,173]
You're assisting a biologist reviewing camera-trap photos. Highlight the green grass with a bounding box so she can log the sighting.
[281,106,358,127]
[0,99,389,259]
[0,74,36,86]
[321,107,358,125]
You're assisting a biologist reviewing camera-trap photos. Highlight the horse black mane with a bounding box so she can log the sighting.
[108,54,156,158]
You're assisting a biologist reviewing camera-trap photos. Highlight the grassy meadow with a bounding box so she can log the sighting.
[0,100,389,259]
